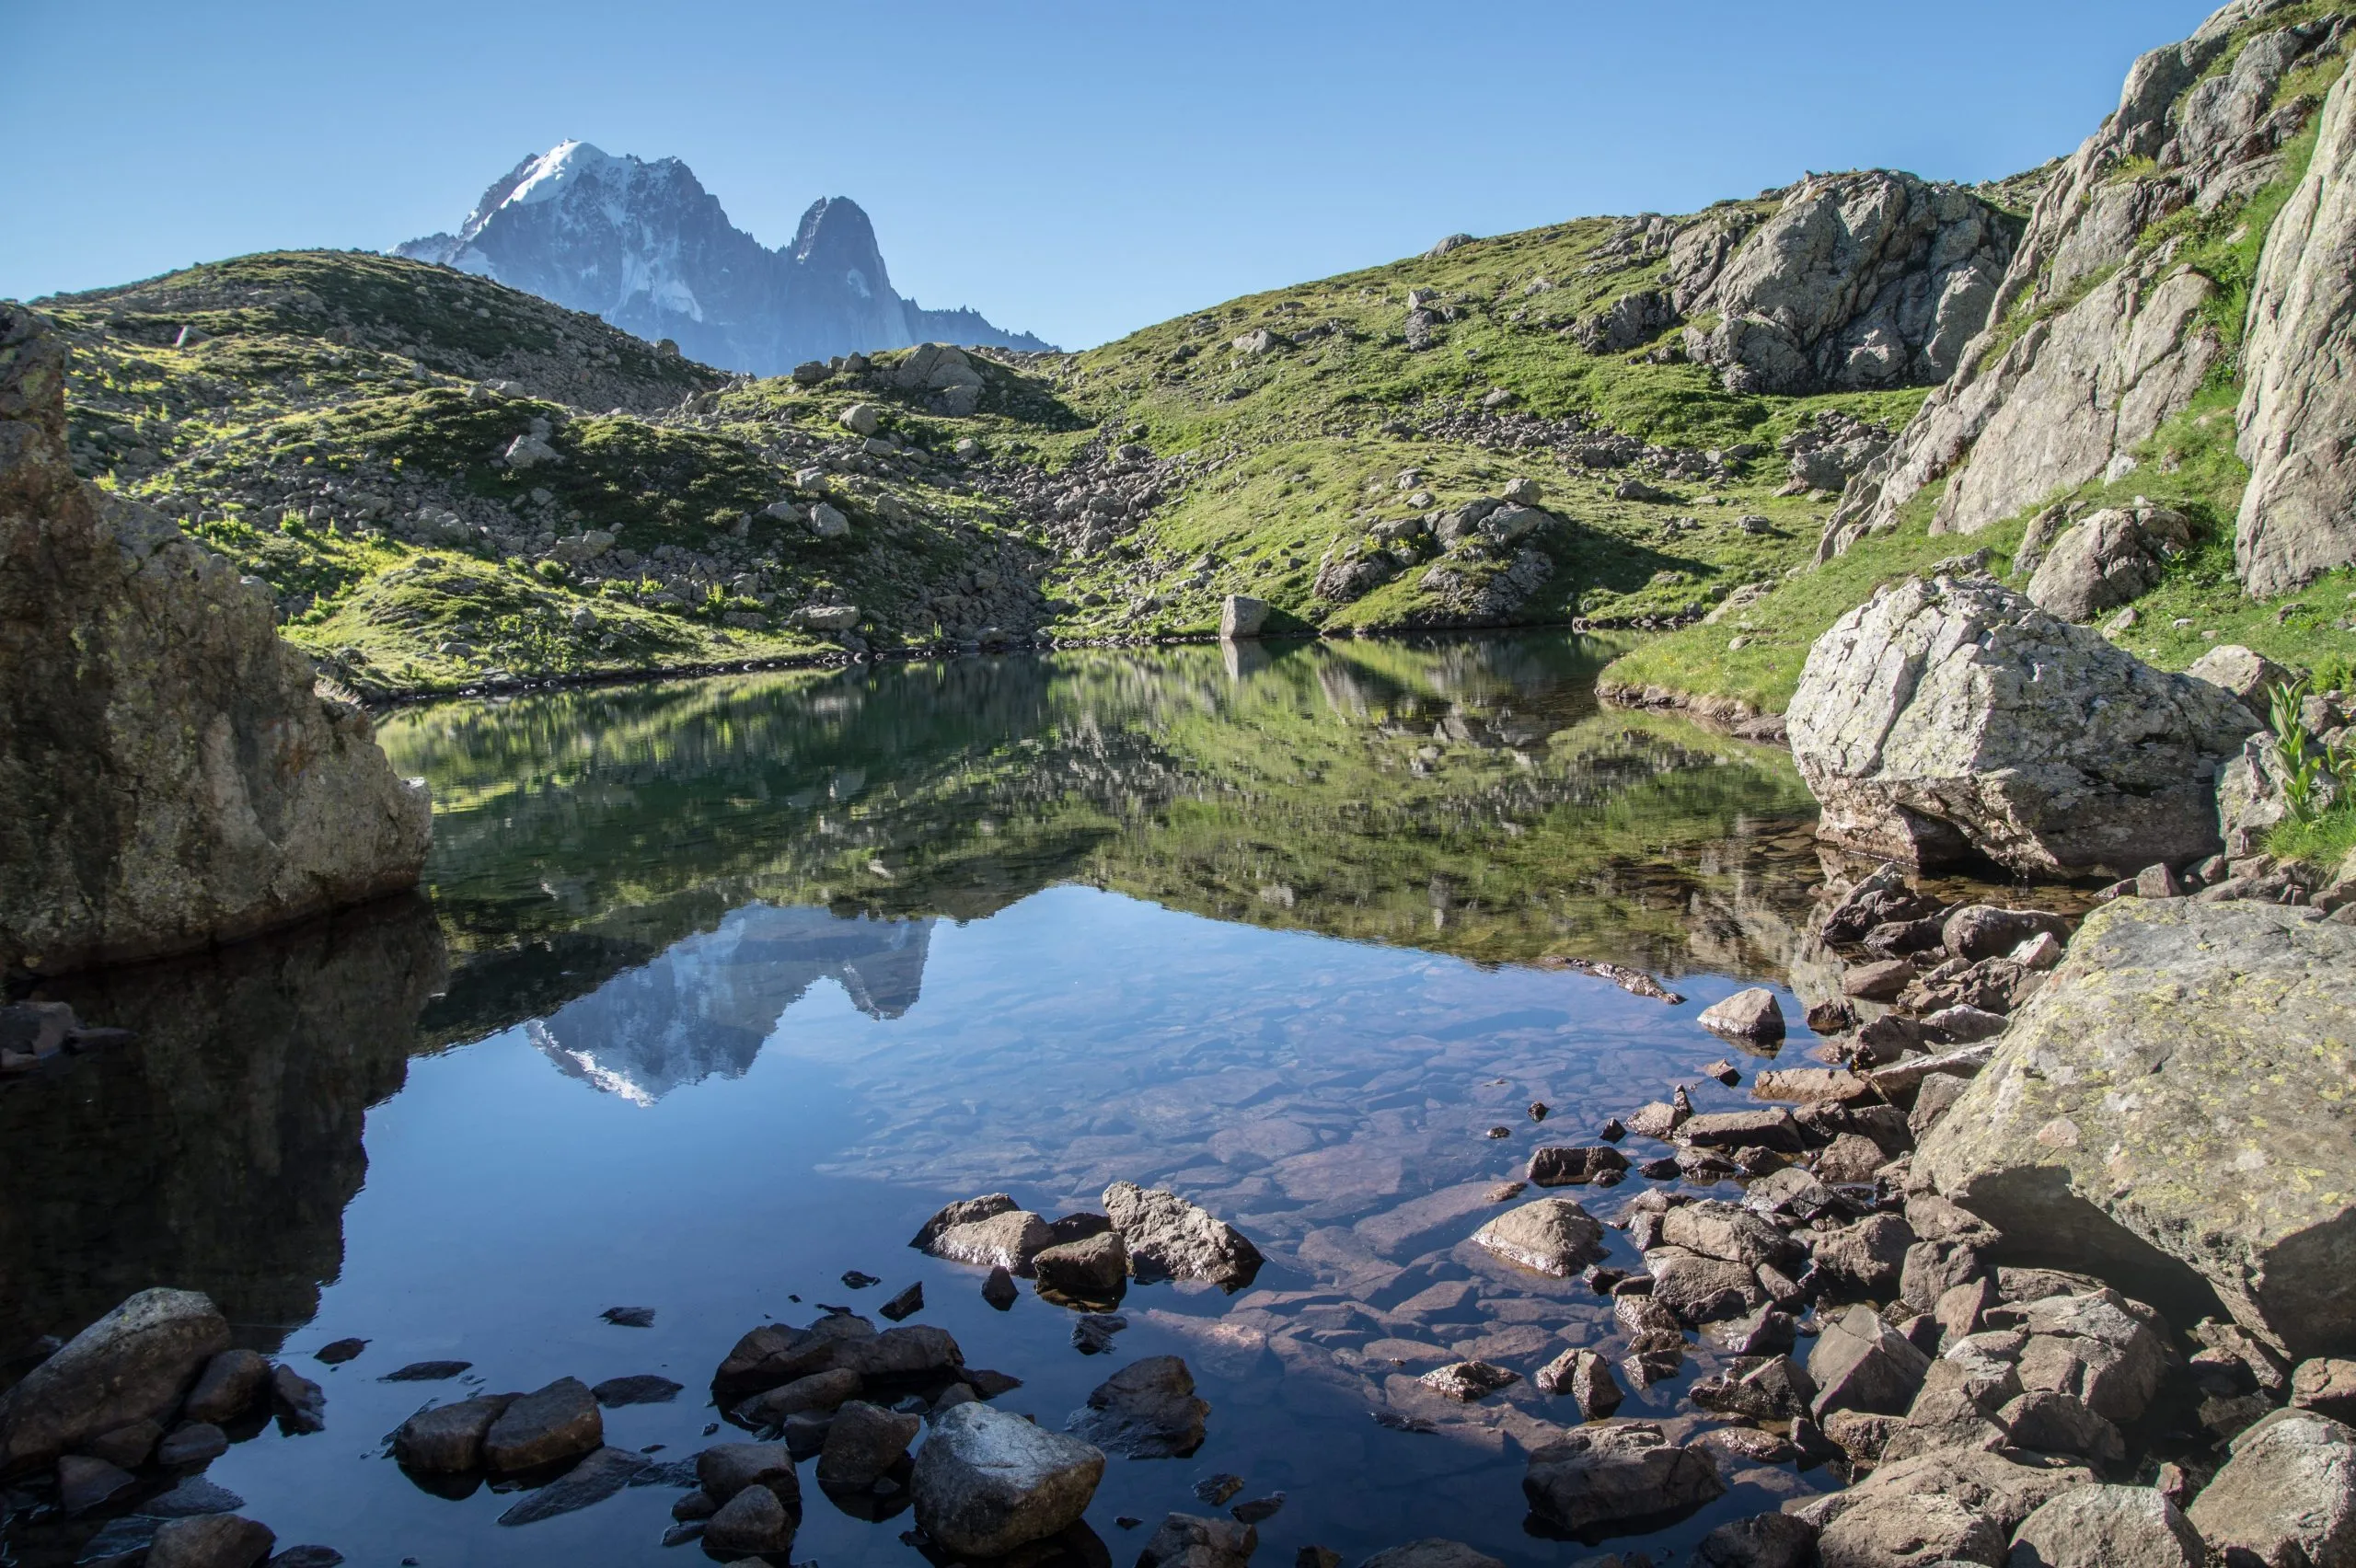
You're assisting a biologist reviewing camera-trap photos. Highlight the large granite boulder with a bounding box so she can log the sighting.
[1823,5,2342,559]
[1917,899,2356,1361]
[2238,58,2356,598]
[2188,1410,2356,1567]
[1788,575,2256,874]
[1103,1182,1262,1290]
[0,1288,230,1472]
[1673,170,2017,395]
[0,306,430,974]
[910,1401,1103,1557]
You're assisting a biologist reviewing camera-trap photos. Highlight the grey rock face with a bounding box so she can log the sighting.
[1675,171,2017,395]
[2026,504,2195,622]
[482,1378,602,1474]
[1824,8,2341,559]
[2239,57,2356,597]
[1520,1421,1724,1533]
[0,307,432,974]
[396,143,1049,375]
[1471,1197,1606,1276]
[1789,576,2257,875]
[1103,1182,1263,1289]
[1918,899,2356,1362]
[0,1288,230,1470]
[909,1401,1104,1557]
[1065,1355,1207,1458]
[2187,1411,2356,1568]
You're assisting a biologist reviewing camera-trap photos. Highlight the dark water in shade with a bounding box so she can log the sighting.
[3,635,1860,1568]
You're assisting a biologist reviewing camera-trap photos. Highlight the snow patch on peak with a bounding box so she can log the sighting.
[506,140,613,208]
[844,267,872,300]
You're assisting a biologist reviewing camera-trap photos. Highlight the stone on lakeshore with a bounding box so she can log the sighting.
[1534,1348,1622,1419]
[57,1452,136,1513]
[981,1265,1019,1310]
[1103,1182,1263,1289]
[380,1360,471,1384]
[733,1366,862,1426]
[1680,1108,1805,1152]
[1698,987,1785,1045]
[590,1374,681,1407]
[145,1514,276,1568]
[703,1481,795,1555]
[2186,1411,2356,1568]
[156,1421,229,1467]
[815,1401,920,1490]
[1645,1248,1764,1324]
[1065,1355,1207,1458]
[1033,1230,1128,1303]
[1663,1200,1803,1271]
[1916,899,2356,1361]
[269,1365,325,1434]
[394,1393,515,1472]
[1810,1304,1930,1419]
[1525,1145,1629,1186]
[182,1348,271,1425]
[716,1313,879,1396]
[1692,1354,1817,1422]
[910,1401,1104,1557]
[1219,595,1270,640]
[1694,1512,1819,1568]
[482,1378,601,1474]
[1471,1198,1606,1276]
[1138,1512,1257,1568]
[2006,1484,2202,1568]
[1810,1214,1915,1295]
[929,1207,1057,1274]
[1521,1421,1724,1534]
[0,1288,230,1470]
[1419,1362,1518,1402]
[697,1440,800,1510]
[82,1418,161,1469]
[1788,576,2256,875]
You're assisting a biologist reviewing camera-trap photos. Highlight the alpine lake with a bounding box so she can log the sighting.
[3,633,1947,1568]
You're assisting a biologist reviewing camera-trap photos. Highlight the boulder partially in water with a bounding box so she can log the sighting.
[0,1286,229,1472]
[0,306,430,974]
[1788,575,2254,875]
[1917,898,2356,1361]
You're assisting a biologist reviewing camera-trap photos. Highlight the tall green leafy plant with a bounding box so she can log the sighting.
[2269,676,2352,823]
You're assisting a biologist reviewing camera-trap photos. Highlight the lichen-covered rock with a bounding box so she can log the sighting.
[2238,59,2356,598]
[1674,171,2017,395]
[0,306,430,974]
[2026,503,2195,622]
[0,1288,229,1471]
[1823,6,2340,559]
[1789,576,2257,874]
[1918,899,2356,1361]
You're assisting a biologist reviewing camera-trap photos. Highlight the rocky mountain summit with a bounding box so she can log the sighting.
[398,142,1052,375]
[0,305,429,975]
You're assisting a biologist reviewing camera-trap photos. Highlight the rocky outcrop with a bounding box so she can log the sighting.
[0,306,431,974]
[1673,171,2017,395]
[1917,898,2356,1361]
[2237,55,2356,596]
[1788,575,2257,874]
[1824,4,2349,558]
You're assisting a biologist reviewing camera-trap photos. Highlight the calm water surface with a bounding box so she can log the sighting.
[4,636,1852,1568]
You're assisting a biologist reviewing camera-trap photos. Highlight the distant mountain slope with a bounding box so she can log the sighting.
[397,142,1052,374]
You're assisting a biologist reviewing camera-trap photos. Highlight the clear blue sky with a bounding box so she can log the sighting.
[7,0,2222,350]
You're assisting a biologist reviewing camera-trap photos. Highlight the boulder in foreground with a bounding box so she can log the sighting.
[0,306,431,974]
[1787,575,2254,875]
[0,1287,229,1471]
[1917,899,2356,1361]
[911,1400,1103,1557]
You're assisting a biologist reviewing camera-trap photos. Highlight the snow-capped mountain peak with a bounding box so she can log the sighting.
[397,141,1050,374]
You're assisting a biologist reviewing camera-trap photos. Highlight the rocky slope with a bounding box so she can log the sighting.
[398,142,1052,375]
[0,304,431,976]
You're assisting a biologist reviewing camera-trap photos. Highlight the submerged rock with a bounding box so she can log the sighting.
[1918,899,2356,1361]
[1065,1355,1208,1458]
[1789,576,2255,874]
[1137,1512,1258,1568]
[0,1287,230,1470]
[0,306,431,973]
[494,1445,648,1526]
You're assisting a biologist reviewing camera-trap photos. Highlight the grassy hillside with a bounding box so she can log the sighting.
[38,203,1950,695]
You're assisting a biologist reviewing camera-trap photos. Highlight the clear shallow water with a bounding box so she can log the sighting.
[4,636,1848,1567]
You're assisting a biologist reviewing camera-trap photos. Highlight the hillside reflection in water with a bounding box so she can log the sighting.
[1,636,1847,1568]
